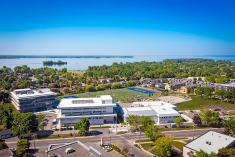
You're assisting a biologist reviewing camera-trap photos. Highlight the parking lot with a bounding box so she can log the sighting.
[86,142,122,157]
[36,110,57,130]
[47,142,91,157]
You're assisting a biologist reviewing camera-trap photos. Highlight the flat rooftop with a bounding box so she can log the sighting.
[124,105,180,117]
[185,131,235,154]
[58,95,116,108]
[151,106,180,117]
[125,100,180,117]
[132,101,176,108]
[123,107,157,117]
[11,88,56,99]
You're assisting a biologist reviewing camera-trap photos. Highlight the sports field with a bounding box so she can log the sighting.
[76,88,158,103]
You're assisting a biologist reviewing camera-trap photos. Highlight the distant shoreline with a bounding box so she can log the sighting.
[0,55,134,59]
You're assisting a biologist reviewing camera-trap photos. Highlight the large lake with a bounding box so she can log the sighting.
[0,55,235,71]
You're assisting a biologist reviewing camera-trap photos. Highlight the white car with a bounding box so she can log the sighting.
[102,145,112,152]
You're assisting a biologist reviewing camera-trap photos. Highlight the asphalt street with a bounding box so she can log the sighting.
[6,128,224,157]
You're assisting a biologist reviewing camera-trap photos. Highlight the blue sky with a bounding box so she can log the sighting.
[0,0,235,55]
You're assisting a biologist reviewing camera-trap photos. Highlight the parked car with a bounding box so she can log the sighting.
[102,144,112,152]
[65,148,75,154]
[52,153,61,157]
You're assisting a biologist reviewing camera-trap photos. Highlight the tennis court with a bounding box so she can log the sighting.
[128,87,155,95]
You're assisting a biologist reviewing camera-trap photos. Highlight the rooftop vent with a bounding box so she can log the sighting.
[206,141,211,145]
[72,99,94,104]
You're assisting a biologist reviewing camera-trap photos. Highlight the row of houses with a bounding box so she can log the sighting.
[165,78,235,94]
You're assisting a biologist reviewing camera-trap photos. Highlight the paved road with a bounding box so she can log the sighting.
[6,128,224,157]
[164,128,224,138]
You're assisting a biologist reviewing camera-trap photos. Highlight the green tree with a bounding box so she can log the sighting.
[0,139,8,150]
[174,117,183,127]
[200,110,221,127]
[0,104,14,129]
[99,83,111,90]
[144,124,162,141]
[193,114,202,126]
[126,115,142,132]
[205,76,215,83]
[215,90,226,100]
[218,148,235,157]
[195,87,213,98]
[85,85,96,92]
[95,85,103,91]
[111,83,122,89]
[11,112,38,138]
[16,138,30,157]
[215,76,229,84]
[125,81,136,87]
[229,88,235,104]
[223,119,235,136]
[75,118,90,136]
[155,136,173,157]
[141,116,154,129]
[195,150,217,157]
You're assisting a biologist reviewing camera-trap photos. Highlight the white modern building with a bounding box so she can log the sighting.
[132,101,177,109]
[10,88,57,112]
[56,95,117,129]
[123,101,180,125]
[183,131,235,157]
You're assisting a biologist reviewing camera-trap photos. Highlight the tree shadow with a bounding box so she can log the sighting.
[36,130,54,138]
[89,130,103,136]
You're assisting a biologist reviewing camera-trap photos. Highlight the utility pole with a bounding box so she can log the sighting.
[193,124,195,140]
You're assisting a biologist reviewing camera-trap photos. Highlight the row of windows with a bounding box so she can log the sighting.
[159,116,179,119]
[63,110,109,114]
[62,107,110,110]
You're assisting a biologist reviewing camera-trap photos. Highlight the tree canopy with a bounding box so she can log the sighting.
[16,138,30,157]
[155,136,173,157]
[11,112,38,138]
[75,118,90,136]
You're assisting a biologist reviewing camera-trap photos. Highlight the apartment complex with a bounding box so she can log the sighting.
[56,95,117,129]
[10,88,57,112]
[123,101,180,125]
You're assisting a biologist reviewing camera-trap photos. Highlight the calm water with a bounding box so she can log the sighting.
[0,55,235,71]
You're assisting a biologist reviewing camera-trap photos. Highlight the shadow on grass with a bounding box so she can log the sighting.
[36,130,54,139]
[89,130,103,136]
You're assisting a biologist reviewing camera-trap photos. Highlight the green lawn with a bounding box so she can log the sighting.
[160,126,211,131]
[135,139,152,143]
[140,140,184,157]
[37,133,80,139]
[176,96,235,110]
[172,141,185,151]
[63,88,158,103]
[140,142,155,151]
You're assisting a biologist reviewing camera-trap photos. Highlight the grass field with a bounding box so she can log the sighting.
[176,96,235,110]
[70,88,159,102]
